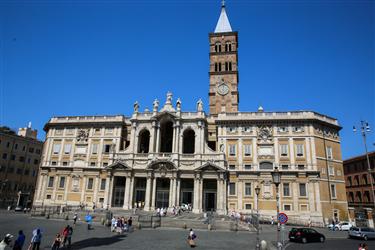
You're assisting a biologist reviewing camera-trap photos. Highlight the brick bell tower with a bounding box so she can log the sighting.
[209,1,239,115]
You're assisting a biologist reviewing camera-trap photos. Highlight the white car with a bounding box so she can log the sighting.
[338,222,353,231]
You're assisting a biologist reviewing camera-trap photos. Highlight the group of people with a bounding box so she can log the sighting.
[0,228,42,250]
[111,216,133,234]
[51,225,73,250]
[358,243,369,250]
[156,206,184,217]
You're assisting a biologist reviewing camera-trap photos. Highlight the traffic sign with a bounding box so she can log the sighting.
[278,212,288,224]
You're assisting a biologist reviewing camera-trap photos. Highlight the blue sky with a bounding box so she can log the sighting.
[0,0,374,159]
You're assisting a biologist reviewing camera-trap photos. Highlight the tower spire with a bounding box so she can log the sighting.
[214,1,232,33]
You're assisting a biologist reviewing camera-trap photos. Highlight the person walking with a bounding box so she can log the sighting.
[127,217,133,232]
[12,231,25,250]
[0,234,13,250]
[51,234,61,250]
[73,213,78,226]
[187,229,196,248]
[30,229,42,250]
[85,213,93,230]
[66,226,73,247]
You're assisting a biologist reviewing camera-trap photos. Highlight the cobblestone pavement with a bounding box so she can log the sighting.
[0,211,372,250]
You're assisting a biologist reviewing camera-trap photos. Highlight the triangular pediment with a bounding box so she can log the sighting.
[155,111,177,120]
[106,160,131,170]
[196,162,226,172]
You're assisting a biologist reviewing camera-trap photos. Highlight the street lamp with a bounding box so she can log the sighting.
[353,121,375,209]
[271,169,282,250]
[255,185,261,250]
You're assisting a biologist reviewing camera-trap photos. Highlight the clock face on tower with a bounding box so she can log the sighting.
[217,83,229,96]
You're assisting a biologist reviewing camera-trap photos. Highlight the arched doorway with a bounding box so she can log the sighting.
[138,129,150,153]
[160,118,174,153]
[183,129,195,154]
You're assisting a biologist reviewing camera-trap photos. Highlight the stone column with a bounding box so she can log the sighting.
[144,176,152,211]
[176,178,181,206]
[292,182,298,212]
[289,138,295,169]
[193,177,201,213]
[172,178,177,206]
[131,122,137,153]
[311,137,317,170]
[168,178,175,207]
[274,137,279,166]
[104,175,111,209]
[314,182,322,213]
[37,174,46,201]
[80,176,87,203]
[93,176,99,203]
[237,180,243,211]
[308,182,315,212]
[128,177,134,209]
[216,178,223,212]
[150,122,156,153]
[151,177,157,210]
[306,138,312,169]
[252,139,258,169]
[366,208,374,228]
[172,126,177,153]
[123,176,131,210]
[108,176,114,208]
[198,178,203,212]
[64,177,70,201]
[238,139,243,170]
[155,124,161,153]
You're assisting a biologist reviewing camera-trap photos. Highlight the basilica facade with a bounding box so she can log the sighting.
[33,3,348,224]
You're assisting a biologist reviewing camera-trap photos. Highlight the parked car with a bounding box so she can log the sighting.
[338,222,353,231]
[14,206,23,212]
[289,228,325,243]
[348,227,375,240]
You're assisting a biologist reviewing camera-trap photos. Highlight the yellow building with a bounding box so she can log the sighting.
[33,3,347,225]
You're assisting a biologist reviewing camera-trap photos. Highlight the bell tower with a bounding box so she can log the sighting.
[209,1,239,115]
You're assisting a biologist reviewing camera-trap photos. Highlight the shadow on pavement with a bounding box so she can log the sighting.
[68,234,127,249]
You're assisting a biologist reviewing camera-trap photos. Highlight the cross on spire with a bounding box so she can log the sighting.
[221,0,225,7]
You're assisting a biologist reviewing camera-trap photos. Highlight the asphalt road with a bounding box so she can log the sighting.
[286,239,375,250]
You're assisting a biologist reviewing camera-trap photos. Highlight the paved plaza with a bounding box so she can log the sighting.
[0,211,375,249]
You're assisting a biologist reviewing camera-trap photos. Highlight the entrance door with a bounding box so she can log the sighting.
[112,177,126,207]
[204,192,216,212]
[181,191,193,205]
[134,178,147,208]
[156,191,169,208]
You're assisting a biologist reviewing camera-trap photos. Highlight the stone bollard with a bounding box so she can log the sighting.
[137,222,142,230]
[46,214,50,219]
[208,224,212,231]
[101,218,105,225]
[64,214,69,220]
[183,223,187,229]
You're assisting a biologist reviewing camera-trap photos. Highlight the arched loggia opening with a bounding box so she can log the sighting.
[160,119,174,153]
[183,129,195,154]
[138,129,150,153]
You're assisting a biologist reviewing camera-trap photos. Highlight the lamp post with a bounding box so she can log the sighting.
[271,169,282,250]
[353,121,375,209]
[255,185,261,250]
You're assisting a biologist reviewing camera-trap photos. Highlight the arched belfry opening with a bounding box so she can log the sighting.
[138,129,150,153]
[183,129,195,154]
[160,118,174,153]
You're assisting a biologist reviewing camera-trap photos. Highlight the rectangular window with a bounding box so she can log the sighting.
[227,127,237,133]
[48,177,54,188]
[46,194,51,199]
[244,144,252,156]
[281,164,289,170]
[299,183,307,197]
[53,144,61,154]
[278,126,289,133]
[90,162,96,167]
[283,204,291,211]
[55,129,63,135]
[11,154,16,160]
[2,153,7,159]
[87,178,94,190]
[326,146,333,159]
[328,166,335,176]
[14,143,18,150]
[293,126,304,133]
[229,145,236,156]
[34,159,39,165]
[103,144,111,153]
[229,182,236,195]
[244,164,252,170]
[62,161,68,166]
[245,204,252,210]
[245,183,252,196]
[300,204,308,211]
[64,144,72,154]
[51,161,57,166]
[36,149,41,154]
[283,183,290,196]
[99,197,104,203]
[280,144,288,157]
[103,162,108,167]
[330,184,337,199]
[66,129,74,135]
[59,176,66,188]
[229,165,236,170]
[91,144,98,154]
[297,165,305,170]
[242,126,252,133]
[94,128,101,134]
[105,128,114,134]
[296,144,304,157]
[100,179,106,190]
[24,169,30,175]
[29,147,34,153]
[16,168,23,175]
